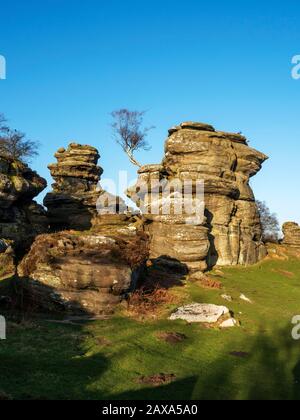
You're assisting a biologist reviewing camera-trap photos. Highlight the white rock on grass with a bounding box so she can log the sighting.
[221,294,233,302]
[220,318,238,328]
[240,294,252,304]
[169,303,229,324]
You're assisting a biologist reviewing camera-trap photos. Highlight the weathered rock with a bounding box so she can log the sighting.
[19,143,149,315]
[221,294,233,302]
[0,239,15,281]
[44,143,129,231]
[282,222,300,248]
[0,154,48,250]
[240,294,252,304]
[44,143,102,230]
[169,303,229,323]
[128,122,268,271]
[18,229,149,315]
[220,318,238,328]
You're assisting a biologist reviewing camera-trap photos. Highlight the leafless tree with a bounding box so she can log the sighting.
[0,114,39,163]
[111,109,154,167]
[257,200,281,243]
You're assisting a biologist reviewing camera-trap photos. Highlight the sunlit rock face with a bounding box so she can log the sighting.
[44,143,129,231]
[44,143,103,231]
[282,222,300,248]
[25,143,149,315]
[0,154,47,251]
[128,122,268,271]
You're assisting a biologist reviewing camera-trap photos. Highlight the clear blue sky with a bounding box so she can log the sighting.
[0,0,299,225]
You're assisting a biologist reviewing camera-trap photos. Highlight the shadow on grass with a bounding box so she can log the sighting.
[2,318,300,400]
[107,323,300,401]
[2,270,300,400]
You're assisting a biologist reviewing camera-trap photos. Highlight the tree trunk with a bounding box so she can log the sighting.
[126,150,141,167]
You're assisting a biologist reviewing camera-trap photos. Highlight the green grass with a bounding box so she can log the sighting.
[1,253,300,400]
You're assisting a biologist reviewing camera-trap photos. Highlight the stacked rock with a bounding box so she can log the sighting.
[44,143,102,230]
[22,143,148,315]
[44,143,130,231]
[128,163,210,272]
[0,153,47,251]
[128,122,268,271]
[282,222,300,248]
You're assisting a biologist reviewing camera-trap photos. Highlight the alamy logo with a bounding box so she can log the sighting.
[292,55,300,80]
[0,55,6,80]
[0,315,6,340]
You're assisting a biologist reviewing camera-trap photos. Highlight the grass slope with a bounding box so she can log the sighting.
[1,248,300,400]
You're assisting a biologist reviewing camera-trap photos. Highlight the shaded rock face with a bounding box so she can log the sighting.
[282,222,300,248]
[0,239,15,281]
[18,229,149,315]
[0,154,48,251]
[128,122,268,271]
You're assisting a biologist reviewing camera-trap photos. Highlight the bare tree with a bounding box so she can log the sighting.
[111,109,154,167]
[257,200,281,243]
[0,114,39,163]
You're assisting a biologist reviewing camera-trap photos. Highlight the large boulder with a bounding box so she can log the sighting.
[128,122,268,272]
[169,303,230,324]
[18,228,149,315]
[282,222,300,248]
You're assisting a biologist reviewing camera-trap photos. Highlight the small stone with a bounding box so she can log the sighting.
[240,294,252,304]
[220,318,237,328]
[221,294,233,302]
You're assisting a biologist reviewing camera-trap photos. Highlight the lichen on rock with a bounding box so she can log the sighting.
[18,230,149,315]
[128,121,268,272]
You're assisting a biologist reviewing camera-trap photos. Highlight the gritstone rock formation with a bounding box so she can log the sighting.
[128,122,268,272]
[21,143,148,315]
[44,143,102,231]
[0,154,48,251]
[44,143,128,231]
[282,222,300,248]
[18,230,148,315]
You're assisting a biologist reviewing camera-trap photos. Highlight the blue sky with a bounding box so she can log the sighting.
[0,0,299,225]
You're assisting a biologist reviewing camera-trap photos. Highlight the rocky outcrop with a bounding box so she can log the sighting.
[282,222,300,248]
[44,143,102,231]
[21,143,148,315]
[18,229,149,315]
[128,122,268,271]
[0,154,48,251]
[44,143,129,231]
